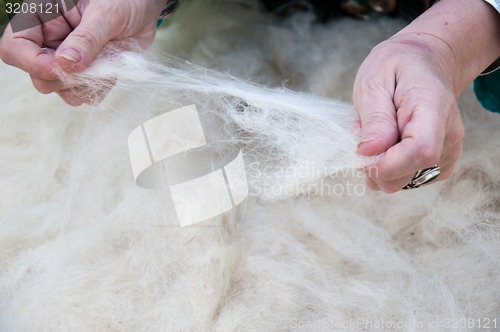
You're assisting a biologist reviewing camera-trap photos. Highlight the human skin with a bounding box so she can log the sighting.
[354,0,500,193]
[0,0,166,105]
[0,0,498,193]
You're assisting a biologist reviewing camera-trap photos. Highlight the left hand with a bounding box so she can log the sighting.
[0,0,164,105]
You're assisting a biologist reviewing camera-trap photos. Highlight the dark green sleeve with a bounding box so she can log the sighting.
[474,68,500,114]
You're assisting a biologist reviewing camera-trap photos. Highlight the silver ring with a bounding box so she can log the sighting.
[402,165,441,190]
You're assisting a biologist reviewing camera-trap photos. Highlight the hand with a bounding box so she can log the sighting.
[354,34,464,193]
[0,0,165,105]
[353,0,500,193]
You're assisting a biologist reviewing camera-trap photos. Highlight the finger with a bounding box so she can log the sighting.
[57,88,85,106]
[377,162,455,193]
[364,175,381,191]
[373,143,461,192]
[40,15,75,50]
[30,75,65,94]
[0,25,58,80]
[56,82,111,106]
[363,164,382,191]
[351,119,362,139]
[54,6,120,72]
[375,98,448,182]
[364,161,412,193]
[354,74,400,157]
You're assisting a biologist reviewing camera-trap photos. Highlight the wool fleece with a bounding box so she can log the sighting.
[0,1,499,331]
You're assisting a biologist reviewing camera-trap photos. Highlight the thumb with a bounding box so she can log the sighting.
[354,86,400,157]
[55,14,118,72]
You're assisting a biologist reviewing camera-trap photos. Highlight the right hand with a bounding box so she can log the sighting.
[0,0,166,105]
[353,33,465,193]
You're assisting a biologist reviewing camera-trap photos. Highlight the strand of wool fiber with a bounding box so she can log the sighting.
[57,46,374,199]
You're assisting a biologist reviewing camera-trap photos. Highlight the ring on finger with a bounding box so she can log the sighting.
[402,165,441,190]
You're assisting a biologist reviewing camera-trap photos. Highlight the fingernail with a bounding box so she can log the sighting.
[57,48,81,63]
[357,135,379,148]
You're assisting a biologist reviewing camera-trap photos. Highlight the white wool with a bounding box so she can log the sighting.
[56,48,370,201]
[1,0,499,331]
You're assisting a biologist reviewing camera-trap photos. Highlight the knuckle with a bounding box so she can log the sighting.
[362,110,396,133]
[358,78,385,100]
[355,70,386,99]
[71,30,100,50]
[365,110,392,124]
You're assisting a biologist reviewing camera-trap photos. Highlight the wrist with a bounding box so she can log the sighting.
[383,32,457,94]
[393,0,500,95]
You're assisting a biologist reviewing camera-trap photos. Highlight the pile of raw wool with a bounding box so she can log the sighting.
[1,0,499,330]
